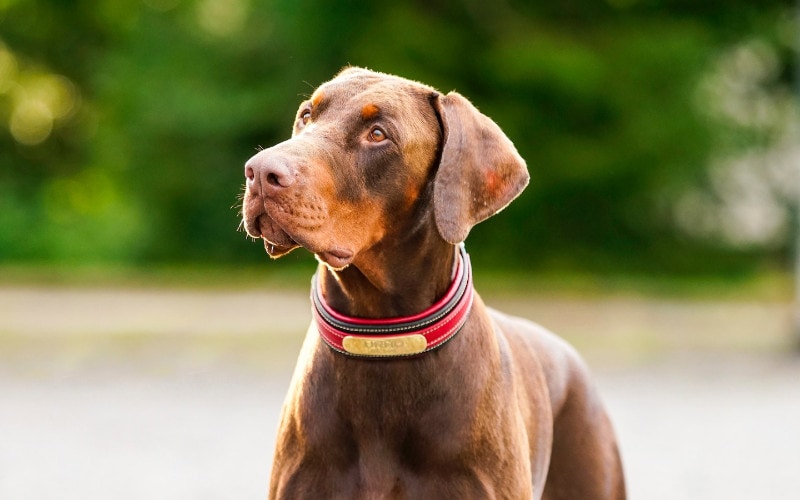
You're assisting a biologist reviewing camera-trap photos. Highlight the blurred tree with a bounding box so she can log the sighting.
[0,0,795,274]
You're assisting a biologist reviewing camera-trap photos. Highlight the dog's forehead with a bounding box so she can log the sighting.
[310,69,434,115]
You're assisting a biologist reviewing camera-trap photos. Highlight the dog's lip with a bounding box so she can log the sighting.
[251,212,300,257]
[263,237,298,257]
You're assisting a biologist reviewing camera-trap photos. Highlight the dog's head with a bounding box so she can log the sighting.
[241,67,528,269]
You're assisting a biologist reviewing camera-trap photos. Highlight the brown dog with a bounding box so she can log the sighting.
[242,67,625,499]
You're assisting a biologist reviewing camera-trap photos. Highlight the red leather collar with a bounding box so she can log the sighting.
[311,245,474,358]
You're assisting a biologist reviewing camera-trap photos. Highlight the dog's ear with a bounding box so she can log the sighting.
[430,91,529,244]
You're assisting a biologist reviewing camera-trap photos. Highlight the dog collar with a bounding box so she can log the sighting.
[311,245,474,358]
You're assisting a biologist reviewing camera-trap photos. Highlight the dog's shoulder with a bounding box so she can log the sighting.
[486,307,596,418]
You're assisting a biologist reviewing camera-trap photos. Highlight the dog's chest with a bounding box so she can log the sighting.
[295,351,479,457]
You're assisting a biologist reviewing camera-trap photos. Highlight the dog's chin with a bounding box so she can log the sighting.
[264,236,354,269]
[315,248,355,271]
[260,225,354,270]
[248,213,355,268]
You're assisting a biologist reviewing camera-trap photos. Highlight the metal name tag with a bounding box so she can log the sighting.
[342,334,427,357]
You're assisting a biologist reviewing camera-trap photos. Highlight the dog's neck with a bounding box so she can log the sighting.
[317,235,455,319]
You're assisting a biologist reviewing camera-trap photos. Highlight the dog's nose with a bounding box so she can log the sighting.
[245,154,295,194]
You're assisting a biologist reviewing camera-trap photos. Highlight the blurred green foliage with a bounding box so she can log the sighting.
[0,0,796,274]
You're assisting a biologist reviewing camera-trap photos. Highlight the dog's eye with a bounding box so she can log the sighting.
[300,110,311,125]
[368,127,387,142]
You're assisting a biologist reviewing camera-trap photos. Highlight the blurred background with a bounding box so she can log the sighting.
[1,0,799,498]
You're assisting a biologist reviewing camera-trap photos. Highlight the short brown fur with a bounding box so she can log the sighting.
[242,67,625,499]
[361,103,381,120]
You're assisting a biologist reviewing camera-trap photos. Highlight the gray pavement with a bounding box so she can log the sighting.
[1,285,798,499]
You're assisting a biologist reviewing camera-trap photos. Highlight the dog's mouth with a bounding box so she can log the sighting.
[247,212,354,268]
[246,212,300,258]
[263,236,298,258]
